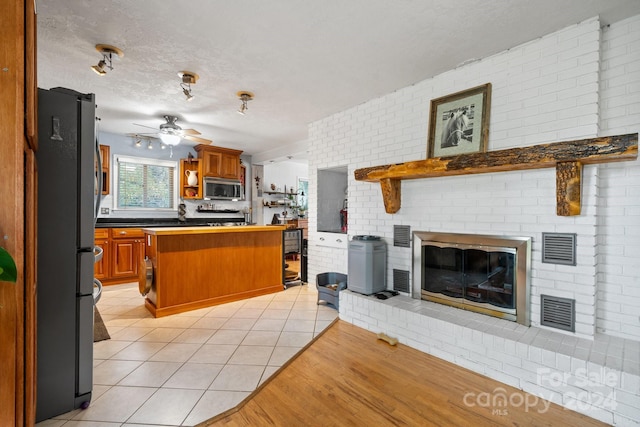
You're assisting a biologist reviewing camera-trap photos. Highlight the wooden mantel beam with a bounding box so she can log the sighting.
[354,133,638,214]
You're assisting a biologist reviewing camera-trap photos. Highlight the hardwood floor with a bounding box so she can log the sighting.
[199,320,607,426]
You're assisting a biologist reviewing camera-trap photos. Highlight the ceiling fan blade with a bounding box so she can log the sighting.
[184,135,212,144]
[133,123,159,131]
[181,128,201,136]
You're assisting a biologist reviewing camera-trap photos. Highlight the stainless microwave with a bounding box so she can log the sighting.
[203,177,244,200]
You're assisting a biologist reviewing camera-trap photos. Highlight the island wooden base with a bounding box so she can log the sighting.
[143,225,285,318]
[144,284,284,317]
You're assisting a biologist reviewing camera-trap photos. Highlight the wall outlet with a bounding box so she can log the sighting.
[100,207,109,215]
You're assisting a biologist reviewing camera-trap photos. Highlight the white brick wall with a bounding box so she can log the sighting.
[308,15,640,340]
[596,15,640,341]
[340,291,640,426]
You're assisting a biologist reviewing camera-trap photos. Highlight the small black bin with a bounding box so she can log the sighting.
[316,272,348,310]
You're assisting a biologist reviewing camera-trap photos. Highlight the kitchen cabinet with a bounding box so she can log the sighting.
[93,228,110,281]
[111,228,145,279]
[194,144,243,179]
[179,158,202,199]
[93,227,145,285]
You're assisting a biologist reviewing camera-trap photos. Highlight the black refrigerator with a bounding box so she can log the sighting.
[36,87,98,421]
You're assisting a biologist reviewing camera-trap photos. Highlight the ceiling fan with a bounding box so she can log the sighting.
[133,115,212,146]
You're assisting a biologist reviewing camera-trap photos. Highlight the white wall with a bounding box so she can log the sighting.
[307,16,640,342]
[596,16,640,340]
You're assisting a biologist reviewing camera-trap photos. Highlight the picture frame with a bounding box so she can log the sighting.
[427,83,491,158]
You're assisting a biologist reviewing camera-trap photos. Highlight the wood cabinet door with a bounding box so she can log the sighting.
[221,153,239,179]
[201,150,222,177]
[111,239,139,278]
[93,240,109,280]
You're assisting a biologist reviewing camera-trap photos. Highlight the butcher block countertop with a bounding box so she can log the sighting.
[142,225,285,235]
[142,225,286,317]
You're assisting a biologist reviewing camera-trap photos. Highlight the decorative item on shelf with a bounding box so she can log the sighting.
[185,188,197,197]
[186,169,198,186]
[178,203,186,222]
[270,183,276,191]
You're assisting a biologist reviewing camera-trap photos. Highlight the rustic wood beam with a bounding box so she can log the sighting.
[354,133,637,215]
[556,161,582,216]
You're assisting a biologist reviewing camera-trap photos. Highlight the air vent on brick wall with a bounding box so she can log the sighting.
[541,294,575,332]
[393,269,410,293]
[542,233,576,266]
[393,225,411,247]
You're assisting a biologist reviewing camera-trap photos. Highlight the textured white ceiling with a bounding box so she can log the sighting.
[36,0,640,161]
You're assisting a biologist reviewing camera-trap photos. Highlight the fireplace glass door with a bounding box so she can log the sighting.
[422,243,516,311]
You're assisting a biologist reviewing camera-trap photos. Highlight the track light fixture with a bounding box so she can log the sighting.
[91,44,124,76]
[237,91,254,115]
[178,71,198,102]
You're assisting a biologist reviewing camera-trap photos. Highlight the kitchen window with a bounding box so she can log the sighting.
[113,155,178,210]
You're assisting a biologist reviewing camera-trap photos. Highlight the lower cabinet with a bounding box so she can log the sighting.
[94,227,145,285]
[94,228,110,282]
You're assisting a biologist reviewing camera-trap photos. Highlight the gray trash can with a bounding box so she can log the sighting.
[348,236,386,295]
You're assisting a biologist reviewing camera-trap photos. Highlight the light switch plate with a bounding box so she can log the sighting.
[100,207,109,215]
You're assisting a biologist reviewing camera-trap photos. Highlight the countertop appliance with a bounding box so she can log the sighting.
[36,87,99,421]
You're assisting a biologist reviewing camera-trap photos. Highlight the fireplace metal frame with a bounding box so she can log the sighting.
[412,231,532,326]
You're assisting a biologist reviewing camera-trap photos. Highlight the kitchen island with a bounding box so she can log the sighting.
[142,225,286,317]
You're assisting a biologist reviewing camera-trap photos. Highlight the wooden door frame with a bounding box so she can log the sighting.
[1,0,37,424]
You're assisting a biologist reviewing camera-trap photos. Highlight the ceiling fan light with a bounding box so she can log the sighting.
[159,133,181,145]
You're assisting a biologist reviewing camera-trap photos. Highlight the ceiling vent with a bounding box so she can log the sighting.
[393,225,411,248]
[541,294,575,332]
[542,233,576,266]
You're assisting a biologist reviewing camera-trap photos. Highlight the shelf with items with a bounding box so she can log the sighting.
[180,158,202,199]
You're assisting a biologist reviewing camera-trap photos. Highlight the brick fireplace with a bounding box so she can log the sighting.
[412,231,531,326]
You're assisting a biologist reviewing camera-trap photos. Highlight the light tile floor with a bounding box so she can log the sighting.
[36,281,338,426]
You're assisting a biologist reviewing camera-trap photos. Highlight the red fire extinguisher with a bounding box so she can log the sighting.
[340,208,348,233]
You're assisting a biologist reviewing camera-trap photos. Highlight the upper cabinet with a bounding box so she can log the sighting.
[194,144,243,179]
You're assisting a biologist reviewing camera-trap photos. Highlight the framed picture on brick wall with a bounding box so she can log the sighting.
[427,83,491,158]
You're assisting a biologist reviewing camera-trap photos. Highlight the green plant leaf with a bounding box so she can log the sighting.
[0,247,17,283]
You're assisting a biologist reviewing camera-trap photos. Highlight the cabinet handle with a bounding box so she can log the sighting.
[336,239,342,243]
[119,231,127,235]
[319,237,325,241]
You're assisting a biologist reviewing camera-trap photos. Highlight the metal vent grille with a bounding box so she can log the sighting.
[542,233,576,266]
[393,225,411,247]
[393,269,410,293]
[541,295,575,332]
